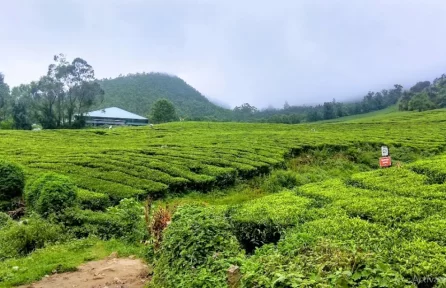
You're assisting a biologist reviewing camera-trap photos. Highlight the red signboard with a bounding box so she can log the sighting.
[379,156,392,168]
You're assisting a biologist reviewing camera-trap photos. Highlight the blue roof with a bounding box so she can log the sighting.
[85,107,147,120]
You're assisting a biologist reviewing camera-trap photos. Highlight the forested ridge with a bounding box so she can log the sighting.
[96,73,231,120]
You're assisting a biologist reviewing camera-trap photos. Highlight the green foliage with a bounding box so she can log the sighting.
[0,119,13,130]
[1,111,446,285]
[0,212,12,229]
[26,173,77,217]
[408,92,434,112]
[34,54,104,129]
[76,189,111,210]
[149,98,178,123]
[241,239,412,287]
[152,205,242,288]
[0,73,11,122]
[37,181,77,218]
[230,192,313,252]
[61,198,146,242]
[261,170,298,193]
[0,216,65,260]
[12,99,32,130]
[242,84,403,123]
[97,72,231,120]
[0,160,25,209]
[399,74,446,113]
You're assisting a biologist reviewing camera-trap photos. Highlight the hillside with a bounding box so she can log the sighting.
[3,110,446,286]
[96,73,231,119]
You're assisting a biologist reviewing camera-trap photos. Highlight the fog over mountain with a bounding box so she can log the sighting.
[2,0,446,108]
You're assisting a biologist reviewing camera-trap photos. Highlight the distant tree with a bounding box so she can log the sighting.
[0,73,11,121]
[410,81,430,93]
[374,92,384,110]
[34,75,62,129]
[283,101,290,110]
[335,102,346,118]
[408,92,434,112]
[150,99,178,123]
[48,54,104,126]
[323,101,336,120]
[398,91,412,111]
[12,99,32,130]
[233,103,258,121]
[307,109,322,122]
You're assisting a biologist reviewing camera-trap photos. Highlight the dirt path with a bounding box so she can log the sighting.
[18,254,150,288]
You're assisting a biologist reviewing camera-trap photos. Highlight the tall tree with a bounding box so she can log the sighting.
[150,99,178,123]
[233,103,258,121]
[0,73,11,121]
[12,99,32,130]
[323,100,336,120]
[47,54,103,126]
[34,75,62,129]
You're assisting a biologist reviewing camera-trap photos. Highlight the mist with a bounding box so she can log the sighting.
[2,0,446,108]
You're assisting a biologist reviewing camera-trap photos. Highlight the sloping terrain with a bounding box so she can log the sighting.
[1,109,446,208]
[97,73,231,119]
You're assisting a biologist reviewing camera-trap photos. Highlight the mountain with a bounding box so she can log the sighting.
[207,97,232,109]
[96,73,231,119]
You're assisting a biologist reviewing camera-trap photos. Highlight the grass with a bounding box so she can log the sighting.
[0,238,146,288]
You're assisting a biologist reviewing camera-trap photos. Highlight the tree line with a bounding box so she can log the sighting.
[2,59,446,129]
[228,71,446,124]
[225,84,403,124]
[0,54,104,130]
[398,74,446,112]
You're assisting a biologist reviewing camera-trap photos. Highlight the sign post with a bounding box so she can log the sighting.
[379,145,392,168]
[381,146,389,157]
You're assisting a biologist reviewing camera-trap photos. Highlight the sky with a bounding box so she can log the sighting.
[2,0,446,109]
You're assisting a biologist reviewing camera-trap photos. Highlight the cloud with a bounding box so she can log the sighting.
[1,0,446,108]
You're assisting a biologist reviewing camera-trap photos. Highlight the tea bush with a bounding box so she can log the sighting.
[261,170,298,193]
[152,205,242,288]
[76,189,111,210]
[26,173,77,217]
[229,192,313,252]
[0,160,25,211]
[0,212,12,229]
[241,239,412,287]
[2,111,446,285]
[60,198,145,242]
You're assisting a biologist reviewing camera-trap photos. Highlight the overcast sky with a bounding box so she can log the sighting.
[2,0,446,108]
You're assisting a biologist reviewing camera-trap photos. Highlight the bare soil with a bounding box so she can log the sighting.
[18,254,150,288]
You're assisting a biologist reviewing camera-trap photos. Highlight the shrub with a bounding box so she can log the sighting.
[152,205,242,288]
[61,198,146,242]
[76,189,111,210]
[26,173,77,217]
[0,160,25,205]
[0,119,13,130]
[229,192,313,253]
[0,216,65,260]
[0,212,12,229]
[388,239,446,280]
[261,170,297,193]
[241,239,411,288]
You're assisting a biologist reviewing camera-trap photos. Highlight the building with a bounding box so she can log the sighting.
[82,107,149,126]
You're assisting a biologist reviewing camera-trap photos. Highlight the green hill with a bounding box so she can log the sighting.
[96,73,231,119]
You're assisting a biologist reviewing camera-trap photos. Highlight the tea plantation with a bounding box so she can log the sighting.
[2,109,446,287]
